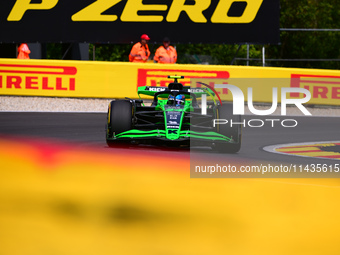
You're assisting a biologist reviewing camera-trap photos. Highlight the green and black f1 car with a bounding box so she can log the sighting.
[106,76,241,153]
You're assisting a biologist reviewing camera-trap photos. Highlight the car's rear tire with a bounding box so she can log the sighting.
[106,100,132,146]
[214,103,242,153]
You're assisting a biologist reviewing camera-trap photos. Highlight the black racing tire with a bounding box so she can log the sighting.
[214,103,242,153]
[106,100,132,146]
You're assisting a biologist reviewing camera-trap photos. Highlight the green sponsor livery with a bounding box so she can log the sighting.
[106,76,241,153]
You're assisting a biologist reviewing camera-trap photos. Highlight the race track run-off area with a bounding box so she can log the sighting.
[264,141,340,160]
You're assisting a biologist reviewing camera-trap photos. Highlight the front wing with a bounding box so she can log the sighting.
[107,129,234,143]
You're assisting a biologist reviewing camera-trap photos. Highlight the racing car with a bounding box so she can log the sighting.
[106,76,241,153]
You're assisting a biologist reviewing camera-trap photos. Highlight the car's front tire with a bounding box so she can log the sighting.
[106,100,132,147]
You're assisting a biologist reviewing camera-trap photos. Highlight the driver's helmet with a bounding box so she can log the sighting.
[168,94,185,106]
[175,94,185,106]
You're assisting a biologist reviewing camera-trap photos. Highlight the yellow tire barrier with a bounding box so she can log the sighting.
[1,58,340,105]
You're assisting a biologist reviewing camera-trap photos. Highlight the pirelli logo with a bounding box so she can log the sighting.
[0,64,77,91]
[0,0,279,44]
[137,69,230,88]
[290,74,340,99]
[8,0,263,24]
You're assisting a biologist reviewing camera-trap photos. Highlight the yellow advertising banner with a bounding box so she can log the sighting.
[1,58,340,105]
[190,78,306,103]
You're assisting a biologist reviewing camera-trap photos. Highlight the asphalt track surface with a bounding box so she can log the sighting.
[0,112,339,165]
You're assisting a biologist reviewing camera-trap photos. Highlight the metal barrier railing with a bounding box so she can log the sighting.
[232,28,340,67]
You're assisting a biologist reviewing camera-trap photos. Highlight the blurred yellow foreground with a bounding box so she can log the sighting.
[0,137,340,255]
